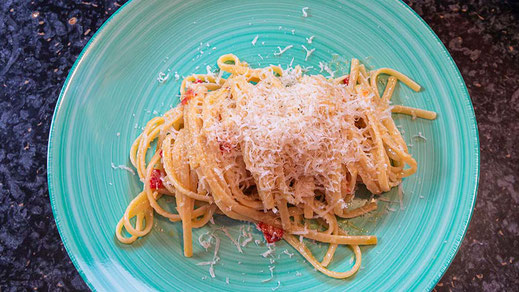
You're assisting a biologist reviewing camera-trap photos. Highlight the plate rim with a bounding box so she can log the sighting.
[47,0,480,291]
[47,0,139,290]
[392,0,480,289]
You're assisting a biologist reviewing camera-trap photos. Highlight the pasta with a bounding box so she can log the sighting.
[116,54,436,278]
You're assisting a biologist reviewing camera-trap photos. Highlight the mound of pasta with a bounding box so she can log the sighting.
[116,54,436,278]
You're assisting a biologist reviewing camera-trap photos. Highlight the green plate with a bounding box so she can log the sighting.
[48,0,479,291]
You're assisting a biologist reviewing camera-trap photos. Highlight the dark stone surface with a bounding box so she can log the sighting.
[0,0,517,290]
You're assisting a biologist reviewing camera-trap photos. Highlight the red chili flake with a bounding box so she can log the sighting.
[149,169,164,190]
[343,76,349,85]
[159,150,163,157]
[257,222,284,243]
[194,79,203,83]
[181,88,194,105]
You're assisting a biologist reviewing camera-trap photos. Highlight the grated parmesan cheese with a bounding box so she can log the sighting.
[262,245,275,258]
[196,233,221,278]
[198,232,213,251]
[306,35,315,44]
[301,65,314,73]
[209,72,380,196]
[206,65,215,77]
[318,61,335,78]
[283,249,294,258]
[301,45,315,61]
[240,233,253,247]
[157,72,169,83]
[302,7,309,17]
[272,281,281,291]
[273,45,293,56]
[111,162,135,175]
[252,35,259,46]
[262,265,276,283]
[205,65,393,209]
[217,227,243,253]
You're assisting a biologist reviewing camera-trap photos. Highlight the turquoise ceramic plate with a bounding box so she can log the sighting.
[48,0,479,291]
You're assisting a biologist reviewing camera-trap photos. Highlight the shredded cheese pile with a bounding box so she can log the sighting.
[208,67,392,203]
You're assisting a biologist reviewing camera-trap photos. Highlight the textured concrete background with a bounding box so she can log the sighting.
[0,0,518,290]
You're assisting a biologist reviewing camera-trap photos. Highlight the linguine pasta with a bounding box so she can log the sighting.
[116,54,436,278]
